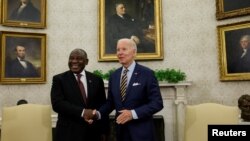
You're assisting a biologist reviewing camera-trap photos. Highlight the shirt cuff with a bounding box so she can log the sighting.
[81,109,85,117]
[131,110,138,119]
[96,110,101,120]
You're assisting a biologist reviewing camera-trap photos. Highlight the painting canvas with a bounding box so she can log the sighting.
[0,31,46,84]
[2,0,46,28]
[99,0,163,61]
[218,21,250,81]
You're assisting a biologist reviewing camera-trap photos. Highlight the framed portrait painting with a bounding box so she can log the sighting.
[98,0,163,61]
[0,31,46,84]
[217,21,250,81]
[1,0,46,28]
[216,0,250,20]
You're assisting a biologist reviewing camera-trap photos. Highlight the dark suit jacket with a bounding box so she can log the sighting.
[106,14,142,54]
[106,13,155,54]
[229,49,250,73]
[51,70,109,141]
[9,2,41,22]
[99,63,163,141]
[6,58,39,78]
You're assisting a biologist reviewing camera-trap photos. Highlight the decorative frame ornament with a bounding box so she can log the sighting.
[216,0,250,20]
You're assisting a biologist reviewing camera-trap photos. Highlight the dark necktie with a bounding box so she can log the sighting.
[77,74,87,104]
[120,69,128,101]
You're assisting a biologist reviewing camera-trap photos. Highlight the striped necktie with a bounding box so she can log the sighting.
[120,69,128,101]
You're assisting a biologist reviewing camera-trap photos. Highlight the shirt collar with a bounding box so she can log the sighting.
[74,70,86,77]
[117,14,124,18]
[17,57,25,61]
[122,61,136,72]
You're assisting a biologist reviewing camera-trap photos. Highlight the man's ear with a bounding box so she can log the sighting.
[85,59,89,65]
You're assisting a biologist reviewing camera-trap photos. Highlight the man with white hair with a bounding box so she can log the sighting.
[231,35,250,73]
[96,38,163,141]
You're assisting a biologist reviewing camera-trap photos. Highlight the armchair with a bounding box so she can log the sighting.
[184,103,240,141]
[1,104,52,141]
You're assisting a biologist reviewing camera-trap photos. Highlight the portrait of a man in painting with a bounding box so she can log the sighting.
[105,0,156,54]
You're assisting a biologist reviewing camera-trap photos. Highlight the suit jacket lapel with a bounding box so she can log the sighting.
[67,71,86,106]
[85,71,93,106]
[126,64,140,100]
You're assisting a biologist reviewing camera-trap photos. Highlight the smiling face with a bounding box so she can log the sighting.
[68,49,88,74]
[116,38,137,68]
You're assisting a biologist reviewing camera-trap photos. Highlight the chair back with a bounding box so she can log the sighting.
[1,104,52,141]
[184,103,239,141]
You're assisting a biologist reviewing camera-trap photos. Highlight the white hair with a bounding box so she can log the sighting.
[240,35,250,42]
[117,38,137,52]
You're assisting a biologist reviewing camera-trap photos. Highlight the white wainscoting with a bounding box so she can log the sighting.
[0,81,192,141]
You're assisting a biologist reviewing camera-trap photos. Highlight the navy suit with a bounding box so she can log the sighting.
[228,49,250,73]
[51,70,109,141]
[100,63,163,141]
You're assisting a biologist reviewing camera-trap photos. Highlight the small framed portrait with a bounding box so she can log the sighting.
[2,0,46,28]
[0,31,46,84]
[98,0,163,61]
[217,21,250,81]
[216,0,250,20]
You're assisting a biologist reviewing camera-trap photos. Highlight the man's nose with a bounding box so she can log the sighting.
[71,59,78,62]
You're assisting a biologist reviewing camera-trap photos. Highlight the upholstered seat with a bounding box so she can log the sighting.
[1,104,52,141]
[184,103,240,141]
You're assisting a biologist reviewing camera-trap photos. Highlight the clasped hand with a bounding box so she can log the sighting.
[116,109,133,124]
[84,109,133,125]
[83,109,97,124]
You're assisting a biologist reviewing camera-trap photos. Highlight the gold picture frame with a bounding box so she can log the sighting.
[98,0,163,61]
[216,0,250,20]
[0,31,46,84]
[217,21,250,81]
[1,0,46,28]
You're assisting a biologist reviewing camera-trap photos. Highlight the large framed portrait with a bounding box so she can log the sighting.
[217,21,250,81]
[216,0,250,20]
[1,0,46,28]
[98,0,163,61]
[0,31,46,84]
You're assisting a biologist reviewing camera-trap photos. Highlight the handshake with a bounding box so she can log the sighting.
[83,109,99,124]
[83,109,133,124]
[83,109,133,125]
